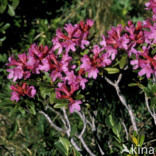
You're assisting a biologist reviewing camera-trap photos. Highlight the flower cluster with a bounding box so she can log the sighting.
[52,19,94,54]
[7,20,94,113]
[10,83,36,102]
[7,0,156,113]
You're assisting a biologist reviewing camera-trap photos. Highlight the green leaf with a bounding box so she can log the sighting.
[112,123,121,139]
[60,137,70,153]
[55,137,70,156]
[104,67,120,74]
[49,92,56,104]
[139,134,145,147]
[131,136,138,146]
[73,148,82,156]
[151,97,156,106]
[1,23,10,30]
[108,114,115,127]
[55,141,67,156]
[119,54,128,69]
[128,83,138,87]
[0,0,8,14]
[29,104,36,115]
[12,0,20,9]
[0,36,6,42]
[8,5,15,16]
[53,103,67,109]
[105,114,116,128]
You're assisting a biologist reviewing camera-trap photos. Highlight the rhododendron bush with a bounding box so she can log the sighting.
[2,0,156,155]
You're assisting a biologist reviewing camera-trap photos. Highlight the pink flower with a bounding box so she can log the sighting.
[10,83,36,102]
[130,59,139,70]
[88,67,99,79]
[52,19,94,54]
[11,91,20,102]
[80,55,99,79]
[65,71,77,85]
[145,0,156,14]
[101,53,112,67]
[52,37,63,54]
[28,44,49,59]
[144,23,156,44]
[105,46,117,60]
[77,75,88,90]
[69,100,82,113]
[80,55,91,71]
[7,52,38,81]
[100,35,107,47]
[38,57,50,72]
[92,45,101,55]
[80,40,90,49]
[65,71,88,90]
[26,55,39,72]
[7,67,24,82]
[51,70,62,82]
[80,47,106,79]
[27,86,36,98]
[138,63,153,78]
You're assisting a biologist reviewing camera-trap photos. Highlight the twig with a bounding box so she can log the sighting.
[46,105,66,126]
[62,107,71,137]
[145,93,156,125]
[121,120,129,140]
[75,111,96,156]
[39,111,65,133]
[105,74,138,133]
[87,113,105,155]
[71,138,81,151]
[75,111,87,138]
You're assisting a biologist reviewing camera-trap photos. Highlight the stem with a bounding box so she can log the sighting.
[105,74,138,133]
[75,111,96,156]
[145,93,156,125]
[39,111,65,133]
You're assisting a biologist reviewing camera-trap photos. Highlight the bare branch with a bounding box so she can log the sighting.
[79,137,96,156]
[40,108,83,153]
[61,108,82,152]
[87,113,105,155]
[75,111,96,156]
[116,73,122,85]
[105,75,138,133]
[62,107,71,137]
[39,111,66,133]
[71,138,81,152]
[121,120,129,140]
[145,93,156,125]
[98,144,105,156]
[75,111,86,138]
[46,105,67,126]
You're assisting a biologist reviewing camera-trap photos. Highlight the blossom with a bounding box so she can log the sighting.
[56,82,79,100]
[28,44,49,60]
[11,91,20,102]
[106,24,129,50]
[7,52,36,81]
[52,37,63,54]
[65,71,88,90]
[92,45,101,55]
[52,19,94,54]
[88,67,99,79]
[138,63,153,78]
[100,35,107,47]
[10,83,36,102]
[145,0,156,13]
[144,23,156,44]
[69,100,82,113]
[7,67,24,82]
